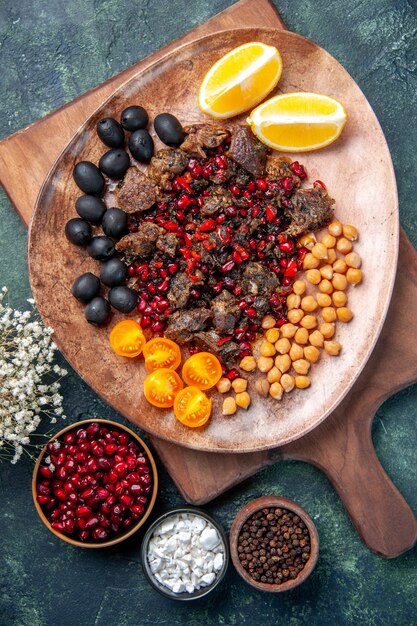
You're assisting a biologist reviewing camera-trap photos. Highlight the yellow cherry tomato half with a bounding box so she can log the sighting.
[144,368,183,408]
[174,386,212,428]
[143,337,181,372]
[109,320,146,358]
[182,352,222,390]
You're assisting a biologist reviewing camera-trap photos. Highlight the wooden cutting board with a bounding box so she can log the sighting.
[0,0,416,558]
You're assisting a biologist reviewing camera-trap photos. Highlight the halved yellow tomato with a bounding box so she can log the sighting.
[143,337,181,372]
[182,352,222,390]
[109,320,146,358]
[144,368,183,408]
[174,386,212,428]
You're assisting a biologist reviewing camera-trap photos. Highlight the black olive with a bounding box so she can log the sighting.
[75,195,106,224]
[71,273,100,303]
[154,113,184,147]
[87,236,115,261]
[102,207,128,239]
[128,129,154,163]
[120,105,148,131]
[108,286,138,312]
[99,149,130,180]
[73,161,105,195]
[96,117,125,148]
[100,258,127,287]
[85,297,110,325]
[65,218,91,246]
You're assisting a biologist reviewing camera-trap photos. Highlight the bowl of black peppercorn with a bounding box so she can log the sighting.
[230,496,319,592]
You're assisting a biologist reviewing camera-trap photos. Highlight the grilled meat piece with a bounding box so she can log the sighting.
[201,185,232,216]
[266,155,300,187]
[116,167,158,213]
[285,187,335,237]
[115,222,162,262]
[147,149,188,190]
[211,290,240,335]
[167,271,199,310]
[181,124,230,158]
[194,331,240,365]
[228,125,268,177]
[156,232,178,258]
[165,308,212,343]
[242,262,279,297]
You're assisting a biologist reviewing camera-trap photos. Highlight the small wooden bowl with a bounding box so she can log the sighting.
[32,418,158,548]
[230,496,319,592]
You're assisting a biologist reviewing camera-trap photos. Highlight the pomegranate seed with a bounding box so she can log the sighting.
[177,194,193,210]
[221,260,235,273]
[232,250,243,264]
[284,259,298,277]
[130,484,143,495]
[79,530,90,541]
[216,214,226,224]
[313,179,326,190]
[282,276,292,286]
[266,205,277,222]
[251,206,260,218]
[37,495,50,505]
[141,315,151,328]
[290,161,307,179]
[76,428,87,441]
[279,241,294,253]
[244,307,257,319]
[256,178,268,191]
[225,205,237,217]
[92,527,108,541]
[132,504,145,518]
[51,521,65,533]
[200,218,216,232]
[76,505,92,517]
[230,184,242,197]
[39,466,53,478]
[226,369,239,381]
[63,432,76,444]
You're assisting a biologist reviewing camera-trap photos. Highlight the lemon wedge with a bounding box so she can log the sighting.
[248,92,347,152]
[198,42,283,119]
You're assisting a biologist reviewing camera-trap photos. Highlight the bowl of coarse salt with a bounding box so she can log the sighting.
[141,507,229,600]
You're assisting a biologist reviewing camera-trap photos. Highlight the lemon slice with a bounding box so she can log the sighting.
[198,42,283,119]
[247,92,347,152]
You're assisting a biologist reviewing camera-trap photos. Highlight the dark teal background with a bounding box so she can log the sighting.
[0,1,416,624]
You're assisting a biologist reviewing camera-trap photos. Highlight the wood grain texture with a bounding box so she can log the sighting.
[0,0,416,557]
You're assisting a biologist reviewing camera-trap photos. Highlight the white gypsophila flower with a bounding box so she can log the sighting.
[0,288,67,463]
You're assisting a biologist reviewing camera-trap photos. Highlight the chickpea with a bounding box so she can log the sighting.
[216,377,232,393]
[236,391,251,410]
[316,293,332,307]
[294,327,309,345]
[324,340,342,356]
[304,345,320,363]
[345,252,362,268]
[346,268,363,285]
[267,366,282,384]
[280,323,298,339]
[301,295,318,312]
[295,376,311,389]
[306,269,321,285]
[320,322,335,339]
[232,378,247,393]
[275,353,291,373]
[287,293,301,310]
[322,307,337,323]
[300,315,317,330]
[293,280,306,295]
[257,356,274,372]
[281,373,295,393]
[260,341,276,357]
[298,234,316,250]
[337,237,353,254]
[222,397,237,415]
[327,248,337,264]
[321,233,337,249]
[309,330,324,348]
[287,308,304,324]
[292,359,310,375]
[255,379,270,397]
[332,273,347,291]
[312,242,329,260]
[337,307,353,322]
[333,259,348,274]
[303,253,320,270]
[328,220,343,237]
[320,264,334,280]
[240,356,257,372]
[261,315,276,330]
[332,291,347,307]
[265,328,280,344]
[318,279,333,294]
[289,343,304,361]
[269,382,284,400]
[275,338,291,354]
[342,224,358,241]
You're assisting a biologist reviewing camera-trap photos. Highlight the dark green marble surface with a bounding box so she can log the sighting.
[0,1,416,624]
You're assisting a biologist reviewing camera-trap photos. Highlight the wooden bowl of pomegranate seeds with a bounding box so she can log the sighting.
[32,419,158,548]
[230,496,319,592]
